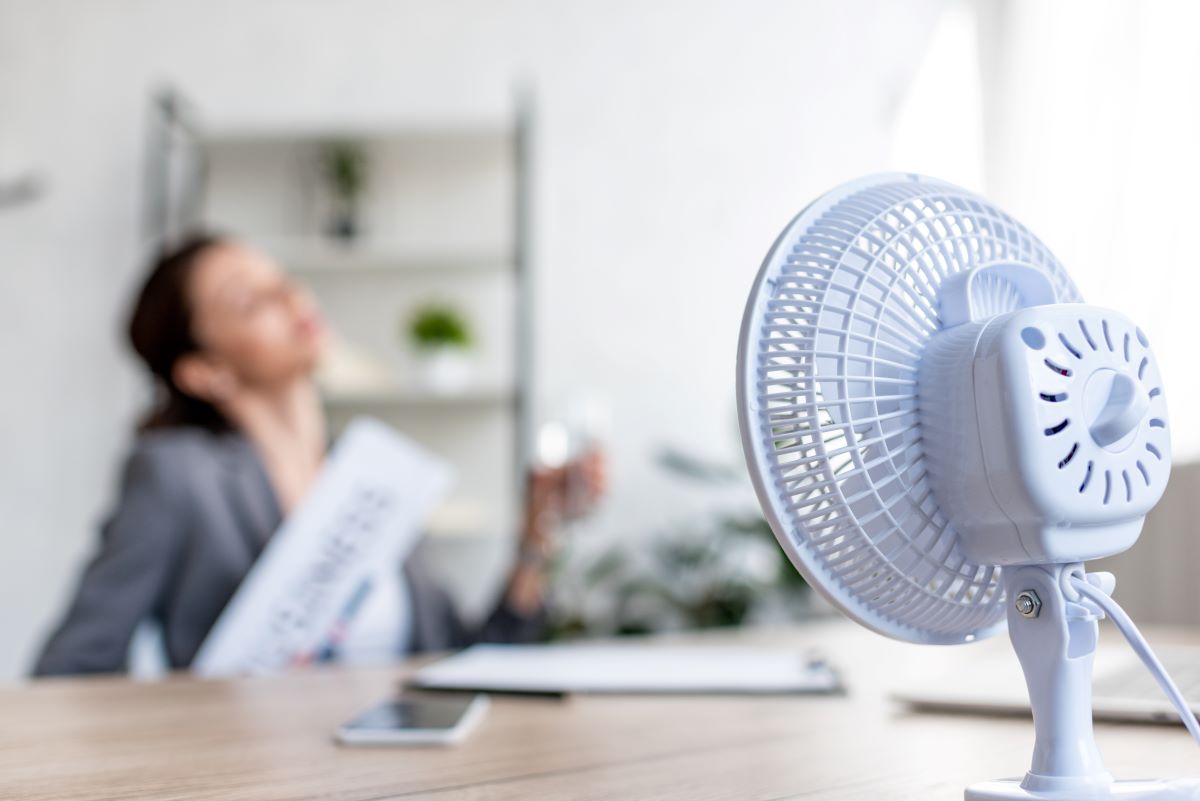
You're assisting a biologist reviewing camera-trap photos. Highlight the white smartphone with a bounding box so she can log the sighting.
[335,694,489,746]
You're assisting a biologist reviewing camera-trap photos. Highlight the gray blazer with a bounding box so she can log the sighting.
[35,428,541,676]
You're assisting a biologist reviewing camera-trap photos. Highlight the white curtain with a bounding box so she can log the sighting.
[979,0,1200,461]
[893,0,1200,622]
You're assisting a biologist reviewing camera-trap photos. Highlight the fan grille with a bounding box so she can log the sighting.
[739,174,1081,643]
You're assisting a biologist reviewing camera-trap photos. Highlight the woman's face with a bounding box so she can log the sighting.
[187,243,326,389]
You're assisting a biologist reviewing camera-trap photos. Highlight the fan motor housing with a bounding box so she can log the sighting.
[920,304,1171,565]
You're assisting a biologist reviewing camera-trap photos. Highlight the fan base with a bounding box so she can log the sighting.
[966,779,1200,800]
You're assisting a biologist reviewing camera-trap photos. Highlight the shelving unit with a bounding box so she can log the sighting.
[144,91,536,581]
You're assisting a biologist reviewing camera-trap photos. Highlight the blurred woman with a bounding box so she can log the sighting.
[35,235,602,676]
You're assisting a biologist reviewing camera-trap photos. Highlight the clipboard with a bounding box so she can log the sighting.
[193,418,452,677]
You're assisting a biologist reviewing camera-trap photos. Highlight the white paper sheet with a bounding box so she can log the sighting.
[411,642,842,695]
[193,418,452,677]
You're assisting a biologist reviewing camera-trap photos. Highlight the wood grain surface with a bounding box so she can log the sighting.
[2,620,1197,800]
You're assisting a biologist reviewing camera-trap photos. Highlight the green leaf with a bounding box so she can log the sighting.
[408,304,472,347]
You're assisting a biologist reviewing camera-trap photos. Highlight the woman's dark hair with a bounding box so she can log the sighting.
[128,233,233,433]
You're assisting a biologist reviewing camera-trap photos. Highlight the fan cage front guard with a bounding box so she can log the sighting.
[737,173,1081,644]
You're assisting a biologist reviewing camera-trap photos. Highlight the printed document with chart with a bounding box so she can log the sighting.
[193,417,452,677]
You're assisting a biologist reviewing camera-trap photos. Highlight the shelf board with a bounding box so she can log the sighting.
[425,526,502,541]
[259,238,513,276]
[426,498,499,541]
[201,116,514,146]
[319,384,514,408]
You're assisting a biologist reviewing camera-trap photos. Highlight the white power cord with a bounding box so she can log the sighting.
[1070,575,1200,748]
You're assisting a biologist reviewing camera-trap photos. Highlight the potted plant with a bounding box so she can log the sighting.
[547,446,812,639]
[406,303,474,394]
[318,141,367,242]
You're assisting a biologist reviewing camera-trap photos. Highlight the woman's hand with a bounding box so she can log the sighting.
[506,449,607,615]
[523,449,607,542]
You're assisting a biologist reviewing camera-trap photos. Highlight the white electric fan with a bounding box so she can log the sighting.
[737,173,1200,800]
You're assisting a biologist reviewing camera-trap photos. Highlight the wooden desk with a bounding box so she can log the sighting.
[3,621,1197,800]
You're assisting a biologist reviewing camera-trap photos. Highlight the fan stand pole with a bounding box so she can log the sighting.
[966,564,1198,801]
[990,564,1110,794]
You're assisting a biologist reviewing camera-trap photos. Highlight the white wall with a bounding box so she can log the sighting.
[0,0,944,681]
